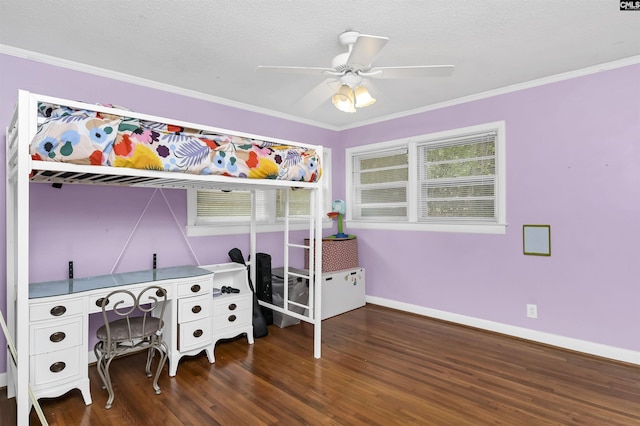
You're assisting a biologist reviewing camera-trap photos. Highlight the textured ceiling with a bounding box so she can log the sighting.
[1,0,639,129]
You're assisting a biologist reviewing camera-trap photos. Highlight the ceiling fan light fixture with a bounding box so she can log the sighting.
[257,30,456,116]
[332,84,356,113]
[354,85,376,108]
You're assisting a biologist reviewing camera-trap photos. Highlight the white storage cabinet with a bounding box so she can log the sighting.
[321,267,366,320]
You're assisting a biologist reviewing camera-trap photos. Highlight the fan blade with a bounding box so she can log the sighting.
[347,34,389,68]
[294,78,340,113]
[256,65,334,77]
[366,65,455,79]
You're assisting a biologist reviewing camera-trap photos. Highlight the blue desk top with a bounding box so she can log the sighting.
[29,265,212,299]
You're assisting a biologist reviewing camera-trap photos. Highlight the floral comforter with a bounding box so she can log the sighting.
[30,103,322,182]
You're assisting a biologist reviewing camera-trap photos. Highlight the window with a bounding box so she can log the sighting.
[186,148,331,236]
[346,122,505,234]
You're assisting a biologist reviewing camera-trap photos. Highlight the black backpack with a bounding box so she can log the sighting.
[228,248,268,338]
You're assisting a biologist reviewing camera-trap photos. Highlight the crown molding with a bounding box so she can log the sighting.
[2,45,638,132]
[0,44,336,130]
[338,55,640,130]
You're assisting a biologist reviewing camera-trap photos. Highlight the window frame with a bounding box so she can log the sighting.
[346,122,506,234]
[186,148,332,237]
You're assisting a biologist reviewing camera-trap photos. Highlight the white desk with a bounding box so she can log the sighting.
[23,263,253,406]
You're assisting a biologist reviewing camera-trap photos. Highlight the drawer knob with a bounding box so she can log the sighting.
[228,315,237,322]
[156,288,165,297]
[191,305,202,314]
[96,297,110,308]
[49,331,66,343]
[50,306,67,317]
[190,284,201,293]
[193,329,203,338]
[49,362,66,373]
[228,303,237,311]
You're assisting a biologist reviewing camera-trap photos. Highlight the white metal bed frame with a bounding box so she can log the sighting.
[4,90,324,424]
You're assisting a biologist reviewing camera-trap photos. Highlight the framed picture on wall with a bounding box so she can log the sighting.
[523,225,551,256]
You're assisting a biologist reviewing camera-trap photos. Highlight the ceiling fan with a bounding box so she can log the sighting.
[256,30,455,113]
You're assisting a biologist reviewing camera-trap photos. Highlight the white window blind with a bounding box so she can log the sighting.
[351,147,409,221]
[346,122,505,234]
[276,188,314,219]
[417,131,497,222]
[195,187,313,224]
[196,190,269,224]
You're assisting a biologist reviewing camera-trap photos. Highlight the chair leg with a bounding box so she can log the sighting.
[95,353,112,407]
[152,341,169,395]
[102,356,116,409]
[94,346,107,390]
[95,355,106,390]
[145,346,155,378]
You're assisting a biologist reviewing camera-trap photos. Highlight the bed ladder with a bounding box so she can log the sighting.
[250,185,323,358]
[284,185,323,358]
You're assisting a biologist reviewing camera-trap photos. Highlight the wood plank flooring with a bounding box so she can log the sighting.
[2,304,639,425]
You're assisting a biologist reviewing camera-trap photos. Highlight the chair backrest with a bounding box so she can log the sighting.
[99,285,168,346]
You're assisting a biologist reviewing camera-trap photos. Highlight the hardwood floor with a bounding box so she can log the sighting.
[2,304,639,425]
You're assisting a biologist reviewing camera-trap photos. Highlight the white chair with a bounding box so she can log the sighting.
[93,285,168,409]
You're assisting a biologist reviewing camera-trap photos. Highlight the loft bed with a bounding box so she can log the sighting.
[5,90,324,423]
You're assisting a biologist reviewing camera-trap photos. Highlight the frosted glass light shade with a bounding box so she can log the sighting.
[332,85,356,113]
[354,85,376,108]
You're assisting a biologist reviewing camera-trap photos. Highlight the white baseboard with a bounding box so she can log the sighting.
[366,296,640,366]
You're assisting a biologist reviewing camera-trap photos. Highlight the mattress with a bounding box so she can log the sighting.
[30,102,322,182]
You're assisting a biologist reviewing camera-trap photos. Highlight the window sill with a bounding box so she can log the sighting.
[346,220,507,235]
[186,220,332,237]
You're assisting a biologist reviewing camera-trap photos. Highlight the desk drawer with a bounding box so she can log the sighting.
[139,285,172,304]
[88,285,145,314]
[178,317,212,351]
[213,295,251,331]
[177,277,212,297]
[30,346,82,388]
[87,285,170,314]
[214,296,252,315]
[178,294,210,323]
[30,297,85,322]
[30,316,83,355]
[212,307,250,331]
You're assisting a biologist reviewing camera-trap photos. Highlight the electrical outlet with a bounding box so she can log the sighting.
[527,304,538,319]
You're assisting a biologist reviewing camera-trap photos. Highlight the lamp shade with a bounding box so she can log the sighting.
[332,85,356,113]
[354,85,376,108]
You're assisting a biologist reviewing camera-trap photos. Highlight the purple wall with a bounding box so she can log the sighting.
[339,64,640,352]
[1,54,638,377]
